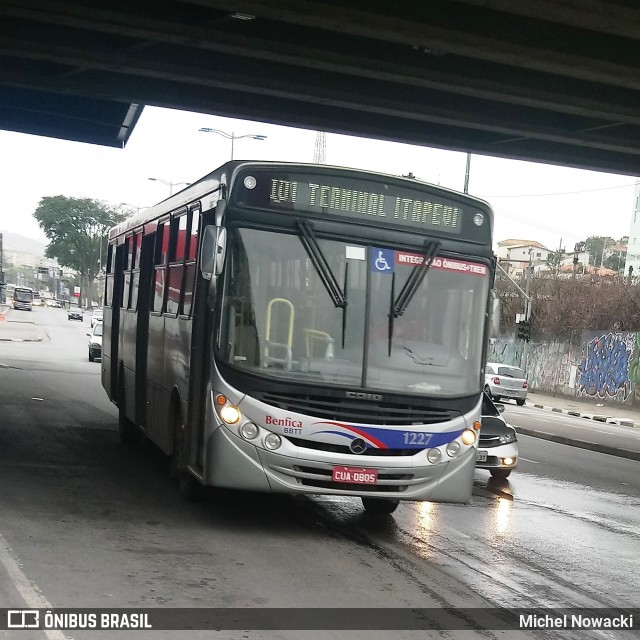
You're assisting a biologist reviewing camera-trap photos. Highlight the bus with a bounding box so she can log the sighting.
[13,286,34,311]
[102,162,495,514]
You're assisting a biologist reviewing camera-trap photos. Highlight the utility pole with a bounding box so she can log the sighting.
[521,260,533,374]
[556,238,563,275]
[496,260,532,372]
[313,131,326,164]
[464,153,471,194]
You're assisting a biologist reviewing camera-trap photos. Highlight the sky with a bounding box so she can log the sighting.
[1,105,638,253]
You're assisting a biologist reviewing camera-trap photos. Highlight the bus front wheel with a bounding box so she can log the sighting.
[361,497,399,516]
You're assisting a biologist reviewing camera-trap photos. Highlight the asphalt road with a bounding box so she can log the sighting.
[0,308,638,640]
[502,402,640,460]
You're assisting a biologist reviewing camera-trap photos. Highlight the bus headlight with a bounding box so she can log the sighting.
[264,433,282,450]
[446,441,461,457]
[219,404,241,425]
[240,422,259,440]
[461,429,476,445]
[427,448,442,464]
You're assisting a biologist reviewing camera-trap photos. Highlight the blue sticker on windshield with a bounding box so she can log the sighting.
[371,247,394,273]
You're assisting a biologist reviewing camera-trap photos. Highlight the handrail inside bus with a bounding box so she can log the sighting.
[264,298,294,370]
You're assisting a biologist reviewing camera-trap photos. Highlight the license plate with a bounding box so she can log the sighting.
[476,450,488,462]
[332,466,378,485]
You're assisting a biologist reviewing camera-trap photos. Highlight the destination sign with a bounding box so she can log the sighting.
[233,169,490,237]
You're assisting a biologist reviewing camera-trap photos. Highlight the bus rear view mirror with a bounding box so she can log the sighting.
[200,225,216,280]
[200,226,227,280]
[489,292,500,338]
[215,227,227,276]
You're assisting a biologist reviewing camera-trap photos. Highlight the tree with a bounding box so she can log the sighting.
[494,272,640,340]
[584,235,614,266]
[33,196,125,306]
[604,251,625,272]
[545,249,564,274]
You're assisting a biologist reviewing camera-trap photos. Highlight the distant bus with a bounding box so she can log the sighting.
[102,161,495,514]
[13,287,34,311]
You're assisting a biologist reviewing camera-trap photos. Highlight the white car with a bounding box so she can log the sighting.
[484,362,528,406]
[87,322,103,362]
[90,308,103,328]
[476,392,518,479]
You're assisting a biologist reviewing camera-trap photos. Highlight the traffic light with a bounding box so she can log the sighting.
[517,320,531,342]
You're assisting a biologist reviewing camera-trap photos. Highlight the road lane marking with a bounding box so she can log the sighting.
[519,457,539,463]
[0,531,70,640]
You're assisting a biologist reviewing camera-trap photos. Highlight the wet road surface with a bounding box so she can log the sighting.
[0,308,638,639]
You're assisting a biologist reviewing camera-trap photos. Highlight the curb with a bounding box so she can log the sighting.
[516,426,640,463]
[525,401,640,430]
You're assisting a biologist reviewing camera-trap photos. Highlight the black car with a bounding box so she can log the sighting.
[476,392,519,479]
[68,307,83,321]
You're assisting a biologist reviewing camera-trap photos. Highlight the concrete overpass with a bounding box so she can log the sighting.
[1,0,639,174]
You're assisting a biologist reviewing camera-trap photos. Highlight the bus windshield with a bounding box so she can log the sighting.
[215,227,490,397]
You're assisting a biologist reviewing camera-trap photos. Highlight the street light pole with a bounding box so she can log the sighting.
[148,177,191,195]
[198,128,267,160]
[120,202,151,214]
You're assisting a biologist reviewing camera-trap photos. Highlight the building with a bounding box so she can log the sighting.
[624,181,640,277]
[496,239,551,277]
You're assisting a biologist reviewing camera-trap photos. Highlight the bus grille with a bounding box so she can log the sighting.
[258,391,457,426]
[286,436,420,456]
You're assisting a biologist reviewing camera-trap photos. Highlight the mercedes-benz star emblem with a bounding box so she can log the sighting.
[349,437,367,455]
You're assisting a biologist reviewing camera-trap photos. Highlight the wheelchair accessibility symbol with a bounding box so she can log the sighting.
[371,247,395,273]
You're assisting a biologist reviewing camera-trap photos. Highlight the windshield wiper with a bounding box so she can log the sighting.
[388,240,441,355]
[296,220,348,348]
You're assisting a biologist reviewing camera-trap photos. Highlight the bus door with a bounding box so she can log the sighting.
[107,244,124,401]
[134,233,155,426]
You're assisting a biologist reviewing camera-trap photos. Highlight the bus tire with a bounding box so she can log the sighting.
[361,497,399,515]
[118,377,139,445]
[171,404,204,501]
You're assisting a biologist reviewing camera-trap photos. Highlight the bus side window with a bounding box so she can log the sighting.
[151,221,168,312]
[130,232,142,310]
[105,243,115,307]
[182,208,200,317]
[122,236,131,309]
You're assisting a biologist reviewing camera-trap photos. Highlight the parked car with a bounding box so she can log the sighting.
[45,298,62,308]
[476,392,518,479]
[484,362,528,405]
[68,307,83,321]
[87,322,103,361]
[90,307,103,328]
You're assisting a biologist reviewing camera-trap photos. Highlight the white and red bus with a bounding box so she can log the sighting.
[102,162,495,514]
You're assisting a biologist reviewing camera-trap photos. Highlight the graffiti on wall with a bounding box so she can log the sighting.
[576,332,639,402]
[488,331,640,405]
[528,342,576,395]
[487,338,520,366]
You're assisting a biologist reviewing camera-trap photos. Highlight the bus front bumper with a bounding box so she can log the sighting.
[205,425,476,504]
